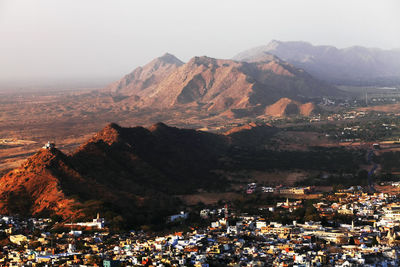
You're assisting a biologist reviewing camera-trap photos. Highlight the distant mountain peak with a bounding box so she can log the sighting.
[147,53,184,69]
[266,40,282,50]
[188,56,217,66]
[107,53,184,95]
[266,40,314,50]
[156,53,184,65]
[234,40,400,85]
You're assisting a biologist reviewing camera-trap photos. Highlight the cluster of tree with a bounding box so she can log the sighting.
[227,147,365,173]
[297,170,370,187]
[381,151,400,173]
[282,115,400,142]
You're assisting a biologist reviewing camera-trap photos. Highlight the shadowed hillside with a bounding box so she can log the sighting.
[0,122,366,228]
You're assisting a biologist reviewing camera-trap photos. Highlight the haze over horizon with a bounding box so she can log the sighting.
[1,0,399,89]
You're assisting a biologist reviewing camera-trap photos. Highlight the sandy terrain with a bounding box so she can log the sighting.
[358,103,400,113]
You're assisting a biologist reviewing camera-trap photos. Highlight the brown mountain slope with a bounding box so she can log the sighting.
[0,123,229,225]
[0,148,85,219]
[126,56,255,112]
[111,55,340,117]
[264,97,317,117]
[224,122,264,135]
[107,53,184,96]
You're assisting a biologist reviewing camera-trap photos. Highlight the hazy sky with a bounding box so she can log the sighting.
[1,0,399,88]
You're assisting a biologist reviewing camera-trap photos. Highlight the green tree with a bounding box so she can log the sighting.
[304,206,320,222]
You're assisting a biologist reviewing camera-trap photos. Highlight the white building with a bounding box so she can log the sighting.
[42,141,55,149]
[65,214,105,229]
[383,206,400,220]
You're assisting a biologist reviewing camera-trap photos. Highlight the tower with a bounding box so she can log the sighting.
[224,203,229,228]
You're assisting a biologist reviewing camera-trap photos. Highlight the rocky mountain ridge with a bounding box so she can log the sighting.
[107,53,340,118]
[233,40,400,86]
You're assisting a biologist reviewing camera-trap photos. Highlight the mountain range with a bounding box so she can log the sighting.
[233,40,400,86]
[107,53,340,118]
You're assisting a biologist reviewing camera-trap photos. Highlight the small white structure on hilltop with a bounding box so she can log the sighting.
[43,141,55,149]
[65,213,105,229]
